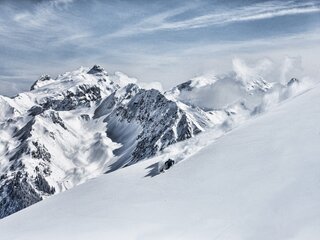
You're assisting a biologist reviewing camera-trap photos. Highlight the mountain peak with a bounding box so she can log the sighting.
[39,74,51,81]
[30,74,52,90]
[87,65,105,75]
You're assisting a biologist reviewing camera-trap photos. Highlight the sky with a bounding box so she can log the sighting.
[0,0,319,96]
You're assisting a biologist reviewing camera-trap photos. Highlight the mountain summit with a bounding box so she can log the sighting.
[87,65,105,75]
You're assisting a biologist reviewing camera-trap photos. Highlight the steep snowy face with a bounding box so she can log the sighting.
[94,84,212,171]
[0,65,126,218]
[0,108,117,217]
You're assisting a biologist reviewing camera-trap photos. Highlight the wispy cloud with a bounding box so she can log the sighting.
[0,0,86,51]
[11,0,74,28]
[13,6,57,29]
[111,1,320,37]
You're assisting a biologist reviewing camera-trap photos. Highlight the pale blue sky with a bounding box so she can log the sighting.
[0,0,320,95]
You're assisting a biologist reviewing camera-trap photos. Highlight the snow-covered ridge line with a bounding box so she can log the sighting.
[0,64,305,218]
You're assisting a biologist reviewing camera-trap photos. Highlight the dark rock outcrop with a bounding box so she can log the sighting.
[0,173,42,218]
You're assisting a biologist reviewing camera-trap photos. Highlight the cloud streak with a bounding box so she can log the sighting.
[111,1,320,37]
[0,0,87,52]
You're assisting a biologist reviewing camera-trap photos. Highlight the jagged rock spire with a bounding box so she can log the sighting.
[87,65,105,75]
[30,75,51,90]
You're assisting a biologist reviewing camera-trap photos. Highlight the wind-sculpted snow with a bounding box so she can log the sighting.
[0,64,306,218]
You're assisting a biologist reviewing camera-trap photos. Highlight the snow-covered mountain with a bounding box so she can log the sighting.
[0,65,304,218]
[0,71,318,240]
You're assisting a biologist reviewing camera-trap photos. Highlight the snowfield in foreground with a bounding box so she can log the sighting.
[0,82,319,239]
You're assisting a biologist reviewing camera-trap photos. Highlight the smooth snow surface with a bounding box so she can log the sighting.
[1,84,320,240]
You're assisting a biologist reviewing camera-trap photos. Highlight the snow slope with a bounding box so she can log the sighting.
[0,82,319,239]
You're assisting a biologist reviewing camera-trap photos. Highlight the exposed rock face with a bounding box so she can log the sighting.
[176,80,194,92]
[35,174,55,195]
[49,111,67,129]
[40,84,102,111]
[87,65,105,75]
[0,172,42,218]
[31,141,52,162]
[97,84,207,170]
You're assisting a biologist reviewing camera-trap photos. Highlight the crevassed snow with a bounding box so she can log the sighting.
[0,82,319,239]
